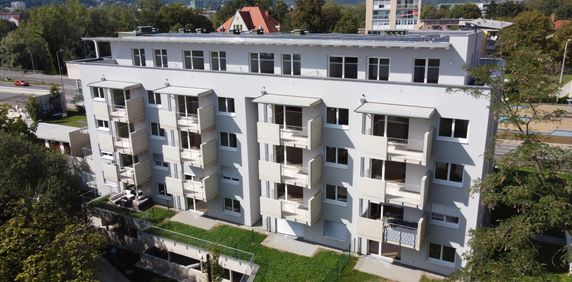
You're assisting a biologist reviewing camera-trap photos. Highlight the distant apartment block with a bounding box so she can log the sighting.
[365,0,422,32]
[67,29,494,275]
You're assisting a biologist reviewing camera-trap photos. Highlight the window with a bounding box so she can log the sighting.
[430,204,460,228]
[211,51,226,71]
[220,132,237,149]
[221,166,240,184]
[368,58,390,81]
[326,147,348,166]
[101,151,113,160]
[250,53,274,74]
[96,119,109,130]
[438,118,469,140]
[428,243,456,264]
[154,49,168,68]
[157,183,171,197]
[147,91,161,106]
[435,162,464,185]
[326,107,349,127]
[218,97,235,113]
[282,54,301,75]
[224,198,241,214]
[183,50,204,70]
[132,48,146,66]
[93,87,105,99]
[152,153,169,169]
[413,58,439,83]
[323,220,347,241]
[150,122,165,137]
[233,24,243,31]
[325,184,348,204]
[329,56,358,79]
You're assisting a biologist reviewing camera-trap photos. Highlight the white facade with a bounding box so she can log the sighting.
[68,30,493,275]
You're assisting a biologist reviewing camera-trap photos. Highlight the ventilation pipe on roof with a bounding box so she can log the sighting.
[256,28,264,34]
[232,29,241,35]
[93,40,100,59]
[292,29,307,35]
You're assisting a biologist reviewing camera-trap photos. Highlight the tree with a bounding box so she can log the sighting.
[49,84,62,115]
[421,5,447,19]
[156,3,213,32]
[449,47,572,281]
[447,3,482,19]
[137,0,165,27]
[0,24,53,72]
[270,0,290,23]
[0,19,16,38]
[486,1,526,19]
[554,21,572,65]
[497,10,554,57]
[0,104,34,139]
[25,95,40,122]
[86,4,138,37]
[290,0,325,32]
[332,8,359,33]
[318,1,341,33]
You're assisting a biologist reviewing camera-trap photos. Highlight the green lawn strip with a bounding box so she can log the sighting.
[337,256,385,281]
[132,207,177,224]
[149,221,375,281]
[44,109,87,127]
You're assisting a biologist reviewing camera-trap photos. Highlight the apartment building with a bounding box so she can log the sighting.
[365,0,422,32]
[67,30,493,275]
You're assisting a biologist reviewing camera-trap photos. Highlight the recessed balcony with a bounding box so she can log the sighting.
[359,131,433,166]
[356,173,430,210]
[110,96,144,122]
[113,128,149,155]
[383,215,426,251]
[93,101,109,120]
[162,139,217,168]
[98,131,114,152]
[258,156,322,188]
[357,216,384,242]
[119,159,152,186]
[165,174,219,202]
[257,116,322,150]
[259,191,322,226]
[158,105,215,133]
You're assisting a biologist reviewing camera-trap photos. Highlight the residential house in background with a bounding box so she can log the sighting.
[217,6,281,33]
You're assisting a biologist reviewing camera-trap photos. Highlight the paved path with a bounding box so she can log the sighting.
[354,256,443,282]
[170,211,219,230]
[261,233,319,257]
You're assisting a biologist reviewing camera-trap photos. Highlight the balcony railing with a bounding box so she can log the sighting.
[118,159,152,185]
[158,105,215,134]
[162,139,217,168]
[257,116,322,150]
[109,96,144,122]
[165,175,220,202]
[258,156,322,188]
[383,215,425,251]
[113,128,149,155]
[259,191,322,226]
[356,173,429,210]
[359,129,433,166]
[356,216,384,242]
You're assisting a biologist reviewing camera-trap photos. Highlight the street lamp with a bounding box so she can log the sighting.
[55,49,66,108]
[28,51,35,74]
[558,39,571,103]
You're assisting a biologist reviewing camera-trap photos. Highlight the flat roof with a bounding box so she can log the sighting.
[253,94,321,108]
[87,80,142,90]
[154,85,213,97]
[35,122,79,142]
[83,31,478,49]
[355,102,435,119]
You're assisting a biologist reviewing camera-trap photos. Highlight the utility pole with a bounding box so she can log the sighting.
[558,39,571,103]
[55,49,66,111]
[28,51,36,74]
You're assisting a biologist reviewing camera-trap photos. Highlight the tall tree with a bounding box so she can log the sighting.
[450,47,572,281]
[270,0,290,23]
[290,0,325,32]
[156,3,213,32]
[0,19,16,38]
[497,10,554,57]
[333,8,359,33]
[137,0,165,27]
[447,3,482,19]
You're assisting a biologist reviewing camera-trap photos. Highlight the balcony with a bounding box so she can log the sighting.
[113,128,149,155]
[357,216,384,242]
[359,131,433,166]
[165,175,219,202]
[162,139,217,168]
[98,131,114,152]
[93,101,109,120]
[356,173,430,209]
[118,159,152,185]
[110,96,144,122]
[102,162,119,182]
[258,156,322,188]
[259,191,322,226]
[158,105,215,133]
[383,215,426,251]
[257,117,322,150]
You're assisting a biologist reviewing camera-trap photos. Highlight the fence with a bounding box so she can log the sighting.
[323,244,352,281]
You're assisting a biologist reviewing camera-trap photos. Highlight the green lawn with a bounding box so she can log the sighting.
[91,196,176,224]
[148,221,383,281]
[44,109,86,127]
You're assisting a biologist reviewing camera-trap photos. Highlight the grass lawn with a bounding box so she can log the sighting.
[91,196,176,224]
[44,109,86,127]
[148,221,383,281]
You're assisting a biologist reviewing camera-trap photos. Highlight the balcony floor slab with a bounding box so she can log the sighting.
[354,255,444,282]
[170,211,219,231]
[261,233,319,257]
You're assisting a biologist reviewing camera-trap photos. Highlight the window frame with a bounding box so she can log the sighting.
[325,107,349,129]
[249,52,275,74]
[412,58,440,84]
[325,146,349,168]
[92,87,105,100]
[132,48,146,67]
[152,153,169,170]
[427,243,456,266]
[282,53,301,76]
[217,97,235,115]
[96,119,109,130]
[367,57,390,81]
[324,184,348,206]
[153,49,168,68]
[157,183,172,198]
[219,131,238,150]
[430,204,460,229]
[211,51,227,71]
[150,122,166,138]
[328,56,358,79]
[437,118,469,142]
[433,162,464,187]
[223,197,241,215]
[147,91,162,107]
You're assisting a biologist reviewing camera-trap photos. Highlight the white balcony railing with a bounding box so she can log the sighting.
[258,156,322,188]
[356,173,429,210]
[259,191,322,226]
[161,139,217,169]
[109,96,144,122]
[113,128,149,155]
[257,116,322,150]
[383,215,426,251]
[359,129,433,166]
[158,105,215,134]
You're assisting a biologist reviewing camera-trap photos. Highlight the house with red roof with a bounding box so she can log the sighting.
[217,6,281,33]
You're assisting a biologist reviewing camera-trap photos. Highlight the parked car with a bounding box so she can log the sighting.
[14,80,30,86]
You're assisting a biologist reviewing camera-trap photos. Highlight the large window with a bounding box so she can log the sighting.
[428,243,456,264]
[325,184,348,204]
[147,91,161,106]
[282,54,301,75]
[218,97,235,114]
[132,48,146,66]
[220,132,237,149]
[326,107,349,127]
[435,162,464,185]
[250,53,274,74]
[326,147,348,166]
[211,51,226,71]
[154,49,168,68]
[150,122,165,138]
[329,56,358,79]
[439,118,469,140]
[224,198,241,214]
[368,58,390,81]
[183,50,204,70]
[413,58,439,83]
